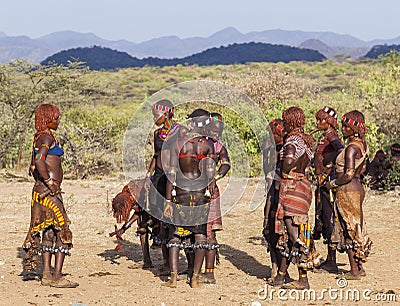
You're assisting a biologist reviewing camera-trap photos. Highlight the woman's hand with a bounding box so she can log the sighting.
[144,177,151,192]
[47,180,61,195]
[28,165,35,176]
[207,179,216,196]
[164,201,173,219]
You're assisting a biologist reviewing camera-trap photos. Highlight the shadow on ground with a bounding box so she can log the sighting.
[220,242,270,280]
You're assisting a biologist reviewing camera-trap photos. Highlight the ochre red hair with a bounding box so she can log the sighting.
[316,106,339,130]
[342,110,366,137]
[269,118,285,138]
[282,106,305,130]
[282,106,313,149]
[34,104,60,132]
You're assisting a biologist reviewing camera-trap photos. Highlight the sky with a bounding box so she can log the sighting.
[1,0,399,42]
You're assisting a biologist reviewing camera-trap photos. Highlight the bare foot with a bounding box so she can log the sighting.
[317,261,338,273]
[41,271,53,286]
[50,276,79,288]
[198,273,216,284]
[282,279,310,290]
[190,273,201,288]
[162,272,178,288]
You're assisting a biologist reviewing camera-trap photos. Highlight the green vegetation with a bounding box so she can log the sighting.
[42,43,325,70]
[0,53,398,178]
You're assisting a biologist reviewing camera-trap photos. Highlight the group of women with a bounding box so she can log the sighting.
[263,106,372,290]
[22,101,371,290]
[22,101,231,289]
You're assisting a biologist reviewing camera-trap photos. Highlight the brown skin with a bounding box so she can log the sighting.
[31,116,70,284]
[314,119,339,176]
[151,108,172,270]
[314,118,342,269]
[262,129,284,280]
[202,120,231,283]
[325,123,367,277]
[163,121,215,288]
[112,108,172,267]
[274,124,311,288]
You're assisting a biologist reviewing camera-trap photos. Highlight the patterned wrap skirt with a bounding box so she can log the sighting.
[206,185,222,238]
[275,175,321,269]
[22,181,73,271]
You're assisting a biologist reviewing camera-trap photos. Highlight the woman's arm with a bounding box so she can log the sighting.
[214,145,230,181]
[281,144,297,176]
[164,139,178,219]
[34,135,60,195]
[327,144,359,188]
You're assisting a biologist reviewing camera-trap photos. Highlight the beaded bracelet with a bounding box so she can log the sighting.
[165,199,172,206]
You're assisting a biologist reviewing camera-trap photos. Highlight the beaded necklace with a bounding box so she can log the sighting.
[159,119,178,140]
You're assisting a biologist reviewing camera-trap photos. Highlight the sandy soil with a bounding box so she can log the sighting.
[0,174,399,305]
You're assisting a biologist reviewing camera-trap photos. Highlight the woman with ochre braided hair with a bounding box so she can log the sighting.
[22,104,78,288]
[271,106,321,290]
[313,106,344,273]
[262,118,290,282]
[110,99,180,270]
[199,112,231,284]
[325,110,372,280]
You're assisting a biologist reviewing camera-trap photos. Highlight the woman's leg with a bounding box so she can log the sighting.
[163,244,179,287]
[140,232,153,268]
[284,217,309,288]
[191,234,207,288]
[346,249,361,278]
[40,228,54,285]
[42,228,54,275]
[202,231,217,283]
[50,231,78,288]
[53,251,65,281]
[159,224,170,271]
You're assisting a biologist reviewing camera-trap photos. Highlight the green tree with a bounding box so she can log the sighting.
[0,60,90,170]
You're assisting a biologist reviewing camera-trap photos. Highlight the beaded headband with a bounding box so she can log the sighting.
[392,146,400,152]
[193,117,211,128]
[323,106,338,119]
[152,103,174,114]
[342,116,365,129]
[271,119,284,132]
[212,115,223,122]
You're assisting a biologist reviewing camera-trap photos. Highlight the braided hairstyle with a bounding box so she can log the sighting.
[34,104,60,132]
[34,104,60,142]
[282,106,314,149]
[269,118,285,139]
[342,110,366,137]
[316,106,339,130]
[112,179,144,223]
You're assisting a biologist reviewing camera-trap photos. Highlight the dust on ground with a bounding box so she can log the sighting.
[0,174,399,305]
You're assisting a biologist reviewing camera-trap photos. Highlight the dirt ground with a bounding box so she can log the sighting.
[0,173,399,305]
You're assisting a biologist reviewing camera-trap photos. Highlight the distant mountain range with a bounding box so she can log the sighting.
[1,27,399,64]
[41,43,326,70]
[364,44,400,58]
